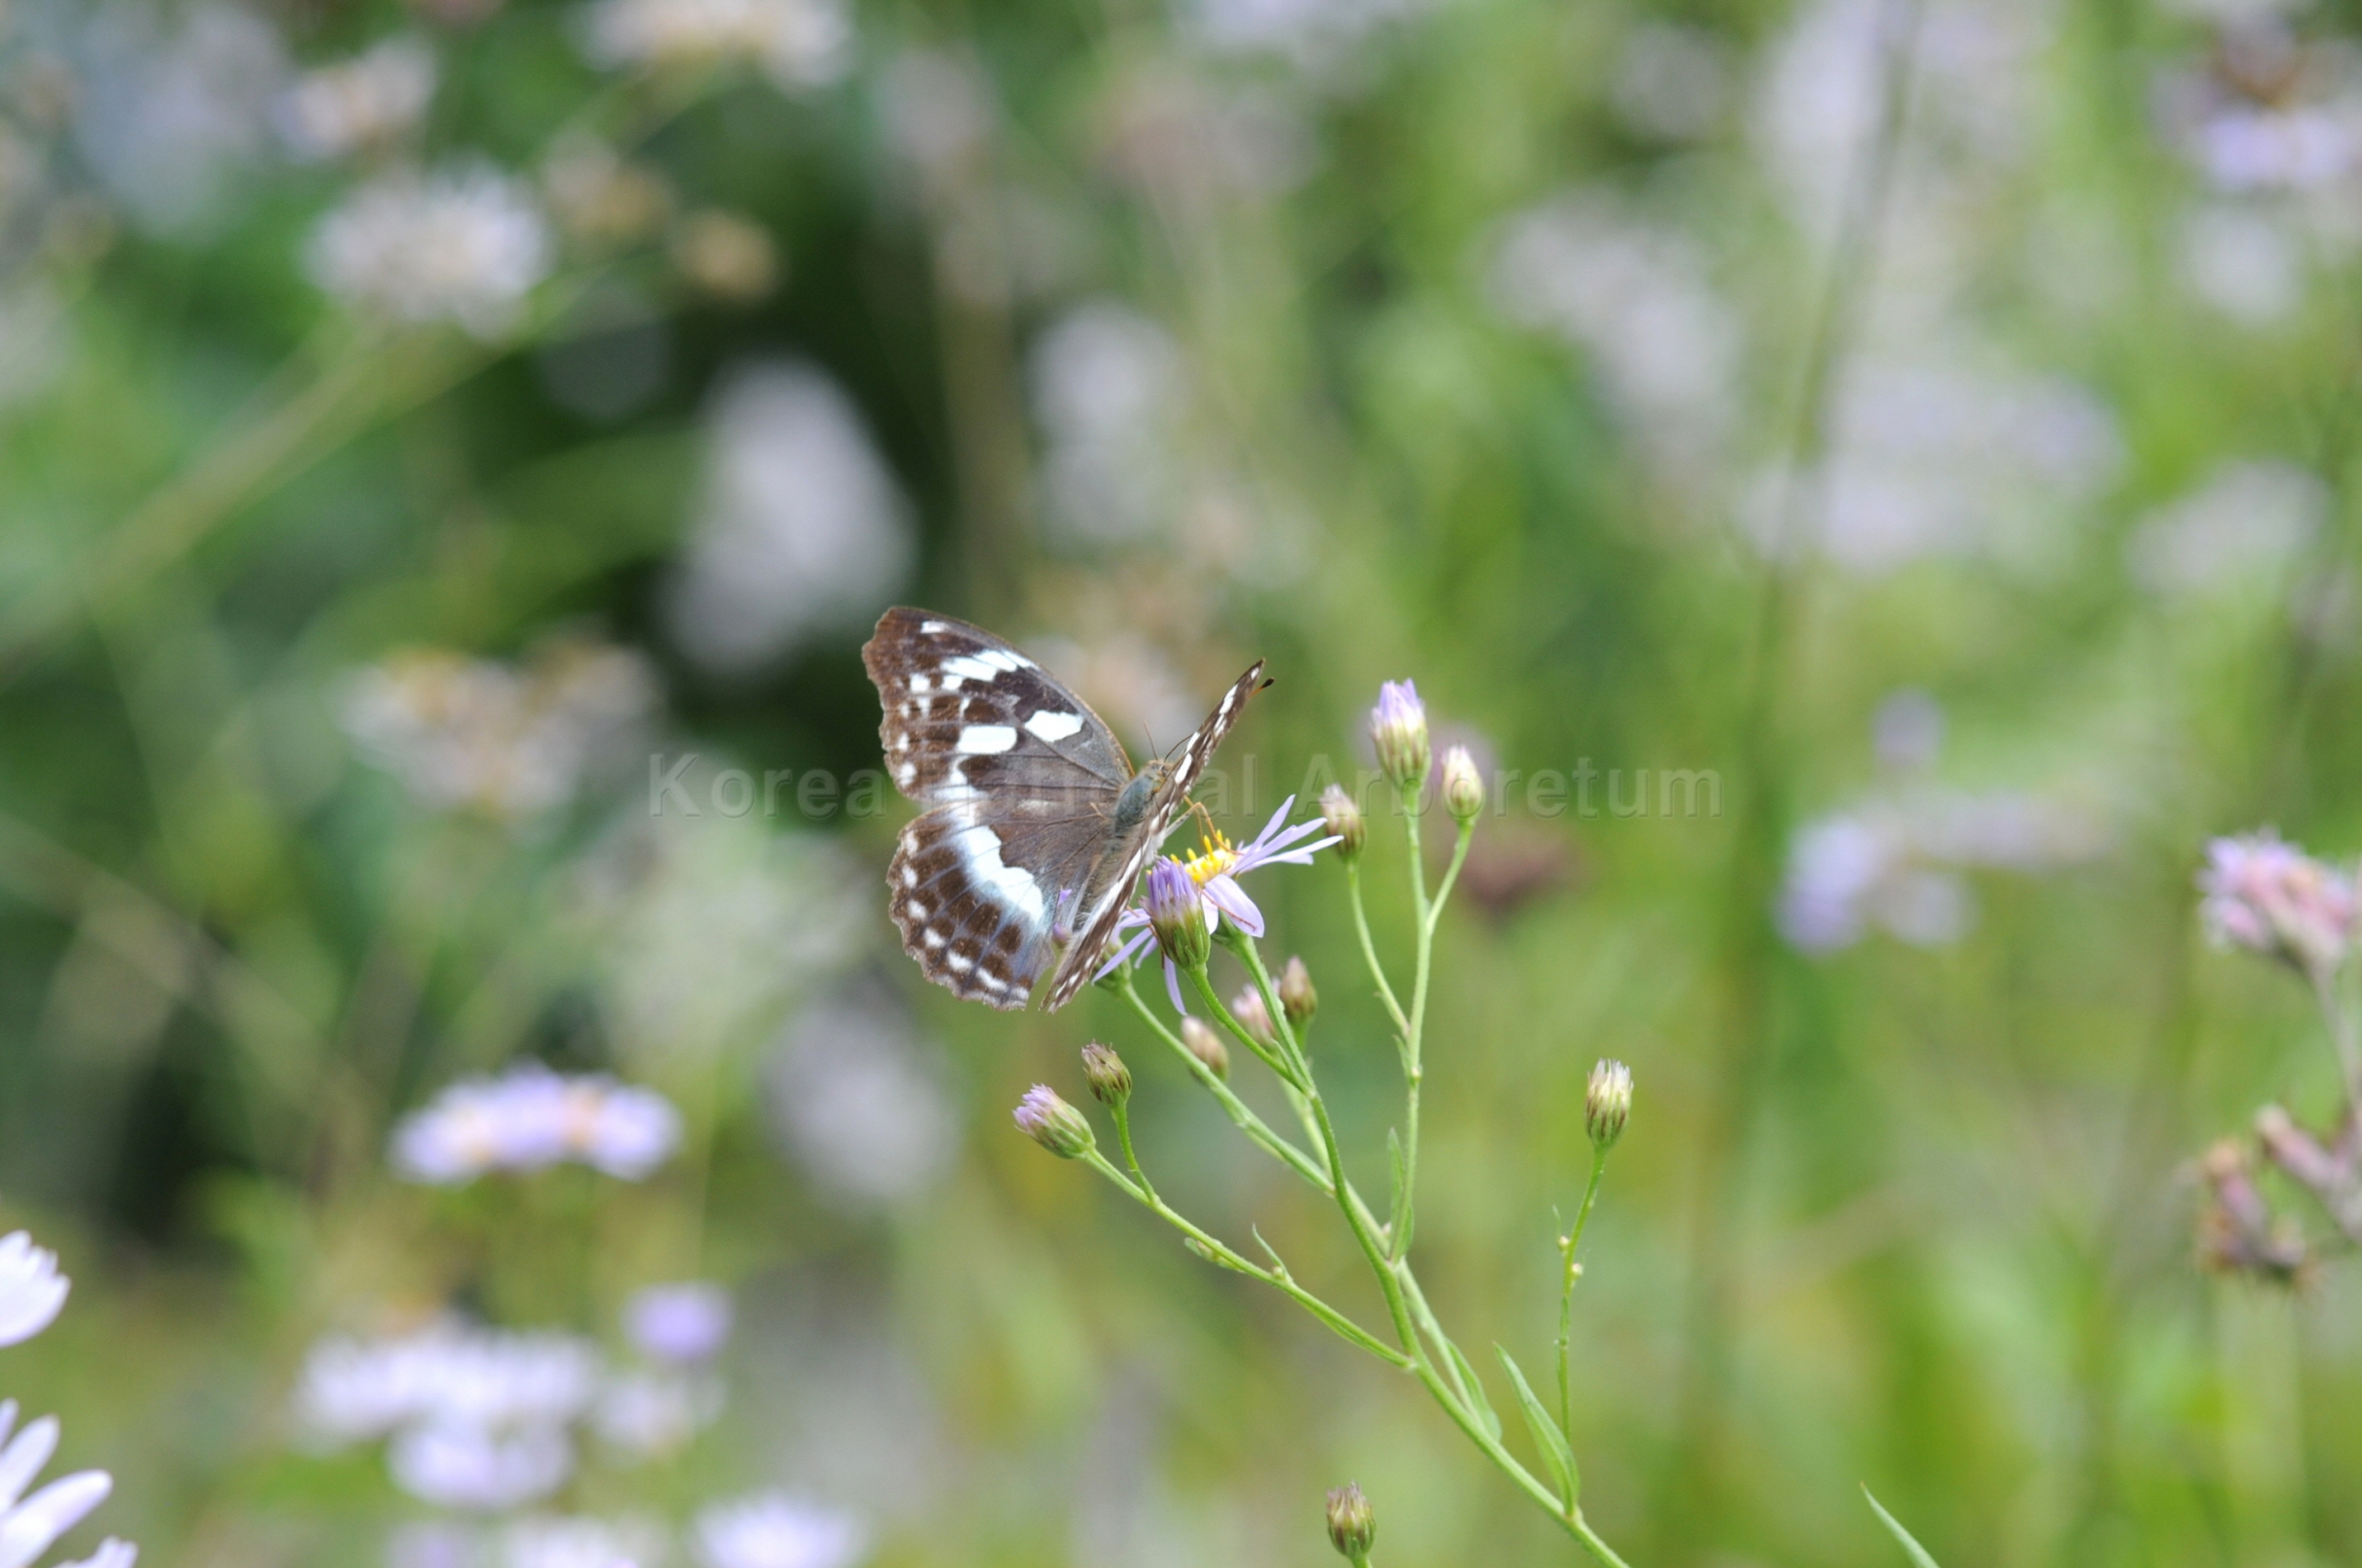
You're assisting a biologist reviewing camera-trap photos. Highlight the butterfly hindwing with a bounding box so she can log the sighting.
[864,608,1132,1010]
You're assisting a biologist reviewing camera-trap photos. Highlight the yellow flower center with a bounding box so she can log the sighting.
[1179,829,1239,885]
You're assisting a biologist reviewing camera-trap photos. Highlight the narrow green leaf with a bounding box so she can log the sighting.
[1863,1487,1943,1568]
[1386,1130,1407,1220]
[1494,1345,1578,1500]
[1445,1341,1501,1440]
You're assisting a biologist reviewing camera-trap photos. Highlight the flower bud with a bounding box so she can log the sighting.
[1584,1059,1632,1151]
[1230,984,1276,1048]
[1318,784,1365,861]
[1442,745,1483,824]
[1280,955,1318,1028]
[1012,1084,1094,1158]
[1145,857,1210,972]
[1081,1042,1131,1107]
[1324,1484,1376,1560]
[1369,680,1430,790]
[1181,1016,1230,1080]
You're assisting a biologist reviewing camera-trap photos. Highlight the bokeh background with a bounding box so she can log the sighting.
[4,0,2361,1561]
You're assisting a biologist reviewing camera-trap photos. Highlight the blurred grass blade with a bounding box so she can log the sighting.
[1495,1345,1578,1500]
[1863,1487,1942,1567]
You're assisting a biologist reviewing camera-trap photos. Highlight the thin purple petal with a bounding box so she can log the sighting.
[1204,876,1264,937]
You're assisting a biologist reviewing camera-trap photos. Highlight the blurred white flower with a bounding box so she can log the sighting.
[2175,201,2305,323]
[0,1401,114,1568]
[387,1521,481,1568]
[623,1283,733,1364]
[2129,458,2325,597]
[1489,195,1742,473]
[581,0,852,90]
[298,1321,603,1442]
[340,641,658,822]
[389,1422,574,1513]
[70,1,285,234]
[765,980,956,1208]
[1872,688,1946,774]
[694,1494,866,1568]
[1182,0,1431,75]
[1780,790,2108,952]
[1028,302,1185,547]
[662,361,914,675]
[305,164,552,336]
[0,1236,67,1349]
[1611,22,1732,142]
[592,1370,721,1458]
[275,37,436,161]
[580,815,868,1061]
[1748,358,2122,575]
[500,1516,666,1568]
[390,1066,682,1184]
[1754,0,2037,240]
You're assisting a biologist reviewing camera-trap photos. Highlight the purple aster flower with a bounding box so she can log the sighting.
[1098,797,1342,1012]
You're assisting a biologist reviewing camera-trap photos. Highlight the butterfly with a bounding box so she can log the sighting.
[862,607,1267,1011]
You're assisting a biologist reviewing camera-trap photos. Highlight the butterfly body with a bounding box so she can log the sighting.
[861,608,1263,1011]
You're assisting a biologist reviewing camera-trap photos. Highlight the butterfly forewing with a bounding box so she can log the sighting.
[864,608,1132,1009]
[1042,659,1267,1010]
[865,606,1267,1013]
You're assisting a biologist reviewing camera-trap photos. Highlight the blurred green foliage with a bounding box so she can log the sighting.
[4,0,2362,1563]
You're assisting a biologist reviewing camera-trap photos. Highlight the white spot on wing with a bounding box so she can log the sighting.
[957,723,1017,753]
[951,822,1049,927]
[941,649,1034,684]
[1024,710,1085,743]
[921,619,948,632]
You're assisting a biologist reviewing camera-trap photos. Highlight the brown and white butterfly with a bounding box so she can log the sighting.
[861,608,1266,1011]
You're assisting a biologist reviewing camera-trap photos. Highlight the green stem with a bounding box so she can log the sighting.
[1079,1149,1410,1367]
[2308,962,2362,1111]
[1191,957,1421,1357]
[1111,966,1327,1186]
[1110,1101,1154,1202]
[1557,1145,1610,1504]
[1392,810,1472,1262]
[1347,860,1410,1034]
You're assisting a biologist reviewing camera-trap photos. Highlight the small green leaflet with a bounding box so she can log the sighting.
[1863,1486,1943,1568]
[1445,1341,1501,1440]
[1494,1345,1579,1502]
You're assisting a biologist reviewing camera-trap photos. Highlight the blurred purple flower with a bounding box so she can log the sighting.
[387,1422,573,1512]
[694,1493,867,1568]
[623,1283,733,1364]
[2200,831,2356,977]
[390,1066,682,1184]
